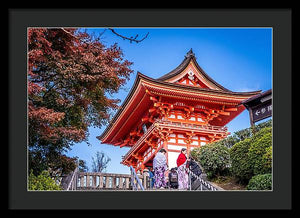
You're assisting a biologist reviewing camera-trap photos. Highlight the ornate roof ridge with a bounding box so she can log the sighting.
[156,50,192,81]
[157,49,231,92]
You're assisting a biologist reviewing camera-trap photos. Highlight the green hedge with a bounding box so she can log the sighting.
[251,126,272,141]
[191,121,272,185]
[248,127,272,175]
[229,138,253,182]
[262,146,272,173]
[191,143,230,179]
[229,126,272,183]
[213,119,272,149]
[247,174,272,190]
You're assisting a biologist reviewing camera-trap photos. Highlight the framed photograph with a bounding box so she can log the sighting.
[9,8,292,211]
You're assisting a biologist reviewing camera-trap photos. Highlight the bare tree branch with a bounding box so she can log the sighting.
[62,27,149,44]
[108,28,149,43]
[92,151,111,173]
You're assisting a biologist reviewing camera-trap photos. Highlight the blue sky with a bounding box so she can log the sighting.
[65,28,272,174]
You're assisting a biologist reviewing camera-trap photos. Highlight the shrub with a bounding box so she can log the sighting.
[191,143,230,179]
[247,174,272,190]
[251,126,272,141]
[192,122,272,184]
[28,170,62,190]
[209,119,272,149]
[248,128,272,175]
[262,146,272,174]
[210,135,239,149]
[229,138,253,183]
[229,126,272,183]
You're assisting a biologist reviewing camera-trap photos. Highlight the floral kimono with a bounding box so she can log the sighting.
[177,161,189,190]
[153,152,167,189]
[177,152,189,190]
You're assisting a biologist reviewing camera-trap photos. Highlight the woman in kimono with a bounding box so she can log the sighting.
[153,148,168,189]
[176,148,189,190]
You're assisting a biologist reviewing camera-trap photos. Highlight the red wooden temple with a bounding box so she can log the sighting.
[98,49,261,173]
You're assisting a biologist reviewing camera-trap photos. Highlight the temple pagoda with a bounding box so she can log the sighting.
[98,49,261,173]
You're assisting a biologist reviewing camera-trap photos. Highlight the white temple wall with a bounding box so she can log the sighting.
[168,150,180,169]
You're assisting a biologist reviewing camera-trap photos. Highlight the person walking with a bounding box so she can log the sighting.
[176,148,189,190]
[148,167,155,189]
[187,154,202,184]
[153,148,168,189]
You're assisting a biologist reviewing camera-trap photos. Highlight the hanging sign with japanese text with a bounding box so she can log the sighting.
[252,101,272,123]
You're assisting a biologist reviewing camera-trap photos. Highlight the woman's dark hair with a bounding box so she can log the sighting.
[159,148,167,153]
[181,148,187,152]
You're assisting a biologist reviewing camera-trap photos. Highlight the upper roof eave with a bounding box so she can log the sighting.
[98,72,144,141]
[241,89,272,106]
[141,72,262,96]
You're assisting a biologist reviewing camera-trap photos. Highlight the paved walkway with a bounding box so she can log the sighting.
[209,182,224,190]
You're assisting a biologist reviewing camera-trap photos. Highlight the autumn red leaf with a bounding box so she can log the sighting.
[28,28,133,177]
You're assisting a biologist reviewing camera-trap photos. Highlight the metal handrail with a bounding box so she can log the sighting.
[130,166,145,191]
[187,160,219,191]
[66,167,78,191]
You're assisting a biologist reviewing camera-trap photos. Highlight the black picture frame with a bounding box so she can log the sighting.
[8,8,292,211]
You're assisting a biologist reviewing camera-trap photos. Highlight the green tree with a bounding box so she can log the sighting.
[78,159,89,172]
[28,170,62,190]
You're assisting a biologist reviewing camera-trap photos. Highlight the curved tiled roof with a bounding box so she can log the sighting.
[157,48,231,92]
[98,49,262,143]
[98,71,261,142]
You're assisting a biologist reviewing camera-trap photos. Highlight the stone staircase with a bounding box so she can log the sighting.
[61,163,221,191]
[61,168,149,191]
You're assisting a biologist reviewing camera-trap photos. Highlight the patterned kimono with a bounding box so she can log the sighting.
[153,152,167,189]
[177,153,189,190]
[177,161,189,190]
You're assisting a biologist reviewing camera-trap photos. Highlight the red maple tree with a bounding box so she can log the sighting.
[28,28,133,176]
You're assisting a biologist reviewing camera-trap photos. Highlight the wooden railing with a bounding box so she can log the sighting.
[160,120,228,133]
[122,121,157,161]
